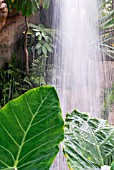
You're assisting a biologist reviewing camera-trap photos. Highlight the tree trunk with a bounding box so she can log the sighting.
[24,16,29,76]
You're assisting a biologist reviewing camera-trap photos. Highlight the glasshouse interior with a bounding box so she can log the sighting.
[0,0,114,170]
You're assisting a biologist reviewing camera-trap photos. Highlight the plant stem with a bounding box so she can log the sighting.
[96,145,104,166]
[24,16,29,77]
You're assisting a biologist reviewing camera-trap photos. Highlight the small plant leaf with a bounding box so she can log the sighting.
[42,46,47,55]
[44,43,53,52]
[35,43,42,50]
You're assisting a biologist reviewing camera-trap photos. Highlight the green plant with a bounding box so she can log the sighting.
[0,87,113,169]
[99,0,114,59]
[0,24,55,105]
[6,0,50,17]
[102,84,114,120]
[0,56,30,108]
[6,0,51,76]
[26,24,55,86]
[64,110,114,170]
[28,24,54,56]
[111,162,114,170]
[0,86,64,169]
[24,57,47,87]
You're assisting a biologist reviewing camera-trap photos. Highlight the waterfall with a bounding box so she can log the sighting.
[52,0,104,117]
[50,0,105,169]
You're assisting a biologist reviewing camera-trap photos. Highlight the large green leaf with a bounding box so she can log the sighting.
[111,162,114,170]
[7,0,50,17]
[64,110,114,170]
[0,86,64,169]
[6,0,39,16]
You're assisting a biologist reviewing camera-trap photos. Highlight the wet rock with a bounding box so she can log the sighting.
[0,15,25,66]
[0,10,40,67]
[0,0,8,31]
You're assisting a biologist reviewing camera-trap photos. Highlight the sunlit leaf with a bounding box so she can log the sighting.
[0,86,64,169]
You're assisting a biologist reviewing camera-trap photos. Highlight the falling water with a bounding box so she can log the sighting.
[52,0,104,117]
[50,0,104,169]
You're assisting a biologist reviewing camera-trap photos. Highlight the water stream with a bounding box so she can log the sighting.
[50,0,105,169]
[52,0,103,117]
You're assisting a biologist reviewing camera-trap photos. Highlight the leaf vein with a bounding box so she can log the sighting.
[0,123,19,147]
[19,133,63,162]
[31,110,59,127]
[0,145,15,162]
[24,123,62,144]
[9,104,25,133]
[18,151,57,168]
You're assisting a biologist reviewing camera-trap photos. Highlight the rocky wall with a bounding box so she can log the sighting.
[0,10,40,67]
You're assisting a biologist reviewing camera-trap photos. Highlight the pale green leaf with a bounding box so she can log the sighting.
[64,110,114,170]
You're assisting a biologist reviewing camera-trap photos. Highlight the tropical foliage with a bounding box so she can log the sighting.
[111,162,114,170]
[0,23,55,107]
[5,0,51,77]
[102,84,114,120]
[24,23,55,87]
[28,23,54,56]
[99,0,114,59]
[64,110,114,170]
[0,87,114,169]
[0,0,113,169]
[0,86,64,169]
[6,0,50,16]
[0,56,28,108]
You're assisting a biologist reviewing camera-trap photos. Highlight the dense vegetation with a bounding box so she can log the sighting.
[99,0,114,120]
[0,86,113,169]
[99,0,114,59]
[0,1,54,108]
[0,1,113,169]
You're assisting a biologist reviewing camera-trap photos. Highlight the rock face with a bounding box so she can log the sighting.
[0,10,40,67]
[0,0,8,31]
[0,15,25,67]
[109,109,114,125]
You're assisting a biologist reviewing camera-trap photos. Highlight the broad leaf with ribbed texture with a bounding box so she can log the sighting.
[64,110,114,170]
[0,86,64,169]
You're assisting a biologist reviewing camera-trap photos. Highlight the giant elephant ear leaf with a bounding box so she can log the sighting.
[64,110,114,170]
[0,86,64,170]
